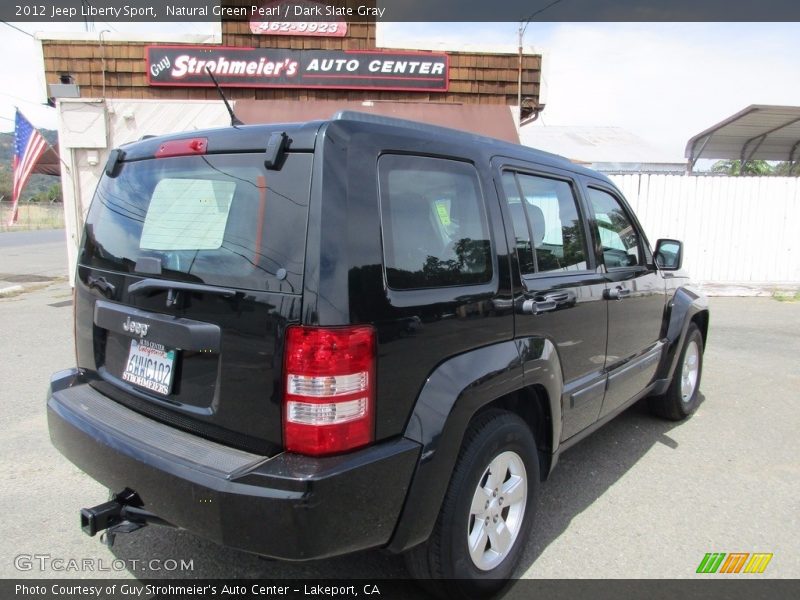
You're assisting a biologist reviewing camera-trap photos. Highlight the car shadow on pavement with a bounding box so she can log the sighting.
[513,393,705,580]
[105,396,701,583]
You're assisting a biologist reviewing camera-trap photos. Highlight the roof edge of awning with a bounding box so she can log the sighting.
[685,104,800,166]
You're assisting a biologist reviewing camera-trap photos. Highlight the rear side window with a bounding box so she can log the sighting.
[500,172,536,273]
[501,171,589,275]
[378,155,492,290]
[81,153,312,293]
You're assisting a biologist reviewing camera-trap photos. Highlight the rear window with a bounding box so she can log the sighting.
[81,153,312,293]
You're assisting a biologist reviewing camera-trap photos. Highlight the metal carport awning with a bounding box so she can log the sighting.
[685,104,800,171]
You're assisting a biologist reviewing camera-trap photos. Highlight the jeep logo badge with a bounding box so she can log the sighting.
[123,316,149,338]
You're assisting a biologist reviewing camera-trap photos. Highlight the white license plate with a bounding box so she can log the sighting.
[121,339,176,396]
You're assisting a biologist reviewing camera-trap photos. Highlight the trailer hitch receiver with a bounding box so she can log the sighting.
[80,488,171,547]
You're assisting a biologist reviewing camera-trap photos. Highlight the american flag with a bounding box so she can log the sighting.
[8,110,48,225]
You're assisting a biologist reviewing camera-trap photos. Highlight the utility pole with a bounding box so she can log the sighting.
[517,22,524,128]
[516,0,564,128]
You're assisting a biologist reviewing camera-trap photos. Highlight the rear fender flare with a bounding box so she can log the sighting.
[388,338,561,553]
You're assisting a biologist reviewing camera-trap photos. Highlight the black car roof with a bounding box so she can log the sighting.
[329,111,608,181]
[117,110,612,184]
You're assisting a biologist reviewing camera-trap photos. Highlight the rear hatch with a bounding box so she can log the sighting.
[73,126,317,455]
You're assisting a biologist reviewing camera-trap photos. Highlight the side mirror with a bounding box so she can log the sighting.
[654,239,683,270]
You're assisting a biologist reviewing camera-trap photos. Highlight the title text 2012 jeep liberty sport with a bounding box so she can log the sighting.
[48,112,708,597]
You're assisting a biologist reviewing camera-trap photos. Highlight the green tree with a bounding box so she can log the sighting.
[773,161,800,176]
[710,159,774,176]
[46,183,62,203]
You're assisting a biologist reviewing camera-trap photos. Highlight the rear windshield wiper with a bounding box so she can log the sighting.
[128,278,237,299]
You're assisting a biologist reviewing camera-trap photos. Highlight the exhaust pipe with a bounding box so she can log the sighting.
[80,488,172,546]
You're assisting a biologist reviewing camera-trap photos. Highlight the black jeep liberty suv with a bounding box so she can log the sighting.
[47,112,708,597]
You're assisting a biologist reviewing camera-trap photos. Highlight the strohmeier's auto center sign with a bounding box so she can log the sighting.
[147,46,449,92]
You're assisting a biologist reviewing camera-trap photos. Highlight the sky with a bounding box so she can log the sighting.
[1,21,799,162]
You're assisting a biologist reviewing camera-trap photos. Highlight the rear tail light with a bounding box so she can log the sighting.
[282,325,376,456]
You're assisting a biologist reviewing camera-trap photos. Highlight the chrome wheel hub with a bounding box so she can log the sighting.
[467,450,527,571]
[680,340,700,402]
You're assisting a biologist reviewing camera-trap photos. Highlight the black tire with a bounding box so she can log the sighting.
[404,410,539,599]
[648,323,704,421]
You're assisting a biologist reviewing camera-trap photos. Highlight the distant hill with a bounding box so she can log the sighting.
[0,129,61,203]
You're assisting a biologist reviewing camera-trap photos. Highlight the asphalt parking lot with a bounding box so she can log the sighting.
[1,230,798,584]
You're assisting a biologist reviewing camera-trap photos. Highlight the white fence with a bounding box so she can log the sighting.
[54,99,799,291]
[609,174,800,289]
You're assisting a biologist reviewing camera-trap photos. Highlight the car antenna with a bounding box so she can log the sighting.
[205,66,243,127]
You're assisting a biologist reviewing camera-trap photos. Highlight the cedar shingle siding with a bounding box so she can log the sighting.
[42,22,540,105]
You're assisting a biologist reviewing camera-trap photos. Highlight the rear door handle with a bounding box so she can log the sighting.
[541,290,576,304]
[605,286,631,300]
[521,299,557,315]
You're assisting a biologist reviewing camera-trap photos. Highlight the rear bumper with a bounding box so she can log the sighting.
[47,369,420,560]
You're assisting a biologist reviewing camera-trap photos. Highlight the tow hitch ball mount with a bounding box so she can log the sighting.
[80,488,171,547]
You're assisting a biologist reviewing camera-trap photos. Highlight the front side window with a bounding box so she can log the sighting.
[378,155,492,290]
[501,171,589,275]
[586,187,643,269]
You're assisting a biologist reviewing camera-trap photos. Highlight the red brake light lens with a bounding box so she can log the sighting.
[283,325,376,456]
[155,137,207,158]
